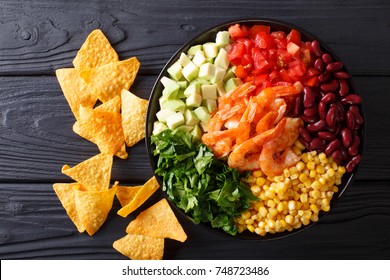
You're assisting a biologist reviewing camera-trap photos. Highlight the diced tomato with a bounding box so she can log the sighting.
[286,42,300,56]
[306,76,319,87]
[271,31,286,39]
[287,29,301,45]
[306,67,319,78]
[277,49,292,67]
[228,24,247,40]
[237,38,254,52]
[228,43,245,64]
[250,25,271,39]
[235,65,248,79]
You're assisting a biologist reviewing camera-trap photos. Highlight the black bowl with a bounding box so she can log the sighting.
[146,19,364,240]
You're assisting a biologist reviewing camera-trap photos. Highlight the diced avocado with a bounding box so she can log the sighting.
[156,108,175,122]
[215,31,230,47]
[196,77,211,85]
[199,121,209,132]
[198,63,216,80]
[184,109,200,126]
[182,61,199,82]
[167,61,183,81]
[159,95,168,108]
[192,50,206,67]
[202,98,217,113]
[214,48,229,70]
[216,82,227,96]
[203,42,218,58]
[186,92,202,107]
[152,121,168,135]
[161,76,180,98]
[211,66,226,84]
[225,77,243,93]
[194,106,211,124]
[184,82,200,97]
[224,66,236,82]
[174,125,194,133]
[161,99,186,111]
[176,89,186,99]
[177,80,188,89]
[206,57,215,64]
[166,112,185,129]
[179,52,192,67]
[201,84,217,100]
[187,45,203,56]
[191,124,203,139]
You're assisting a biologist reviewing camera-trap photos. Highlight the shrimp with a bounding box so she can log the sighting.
[228,118,287,171]
[259,117,303,177]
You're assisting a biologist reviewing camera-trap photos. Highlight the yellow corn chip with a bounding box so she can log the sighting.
[61,153,113,191]
[121,89,148,147]
[78,106,125,155]
[73,96,127,159]
[117,176,160,218]
[56,68,97,120]
[74,185,117,236]
[52,183,85,233]
[80,57,140,102]
[116,185,143,207]
[126,198,187,242]
[73,29,119,70]
[113,234,164,260]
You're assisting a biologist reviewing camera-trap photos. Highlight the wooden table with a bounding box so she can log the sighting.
[1,0,389,259]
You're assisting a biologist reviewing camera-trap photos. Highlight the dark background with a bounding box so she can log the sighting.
[0,0,389,259]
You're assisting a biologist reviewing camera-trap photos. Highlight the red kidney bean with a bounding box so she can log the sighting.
[333,102,345,122]
[334,71,350,79]
[307,119,326,132]
[299,126,311,143]
[320,79,339,92]
[331,150,343,165]
[301,115,318,123]
[326,106,338,127]
[322,53,333,64]
[318,131,336,141]
[338,79,349,96]
[326,61,344,72]
[348,136,360,156]
[321,92,336,105]
[304,107,318,117]
[324,139,340,155]
[310,137,327,151]
[341,94,362,105]
[303,87,316,108]
[311,40,323,57]
[346,154,361,173]
[340,146,349,162]
[327,122,341,135]
[340,127,352,147]
[314,58,326,72]
[346,110,356,130]
[292,93,303,117]
[318,101,327,120]
[318,71,331,84]
[349,105,364,125]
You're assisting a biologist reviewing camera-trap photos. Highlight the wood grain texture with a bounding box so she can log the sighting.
[0,0,389,76]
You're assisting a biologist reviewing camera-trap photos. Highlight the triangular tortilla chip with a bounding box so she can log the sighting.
[52,183,85,233]
[74,185,117,236]
[113,234,164,260]
[80,57,140,102]
[121,89,148,147]
[61,153,113,191]
[73,96,128,159]
[78,106,125,155]
[116,185,143,207]
[73,29,119,70]
[117,176,160,218]
[126,198,187,242]
[56,68,97,120]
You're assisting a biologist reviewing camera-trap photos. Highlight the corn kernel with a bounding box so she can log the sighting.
[321,205,330,212]
[307,161,316,170]
[256,177,266,187]
[300,193,308,203]
[245,218,254,225]
[311,181,321,190]
[310,204,319,213]
[251,185,261,196]
[285,215,294,224]
[296,161,305,171]
[247,224,255,232]
[253,170,263,177]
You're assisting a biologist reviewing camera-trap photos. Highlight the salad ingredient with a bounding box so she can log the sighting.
[151,129,257,235]
[236,148,344,235]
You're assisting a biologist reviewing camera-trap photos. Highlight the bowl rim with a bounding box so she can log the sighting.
[145,18,365,241]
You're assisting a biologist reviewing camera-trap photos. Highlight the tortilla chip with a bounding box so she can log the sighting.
[74,185,117,236]
[126,198,187,242]
[56,68,97,120]
[121,89,148,147]
[78,106,125,155]
[73,29,119,70]
[52,183,85,233]
[117,176,160,218]
[113,234,164,260]
[61,153,113,191]
[116,185,143,207]
[80,57,140,102]
[73,96,128,159]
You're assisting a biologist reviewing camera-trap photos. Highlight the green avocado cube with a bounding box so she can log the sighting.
[198,63,216,80]
[201,84,217,100]
[161,76,180,98]
[211,66,226,84]
[215,31,230,47]
[174,125,194,133]
[184,82,200,97]
[224,66,236,82]
[187,45,203,56]
[184,109,200,126]
[152,121,168,135]
[166,112,185,129]
[179,52,192,67]
[202,99,217,113]
[225,77,243,93]
[177,80,188,89]
[194,106,211,124]
[191,124,203,139]
[203,42,218,58]
[214,48,229,70]
[161,99,186,111]
[216,82,227,96]
[192,50,206,67]
[182,61,199,82]
[185,92,202,107]
[156,108,175,123]
[167,61,183,81]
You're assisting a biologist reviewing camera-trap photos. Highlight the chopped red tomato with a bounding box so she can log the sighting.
[287,29,301,45]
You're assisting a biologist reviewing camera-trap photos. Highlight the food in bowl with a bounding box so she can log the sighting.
[148,20,363,238]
